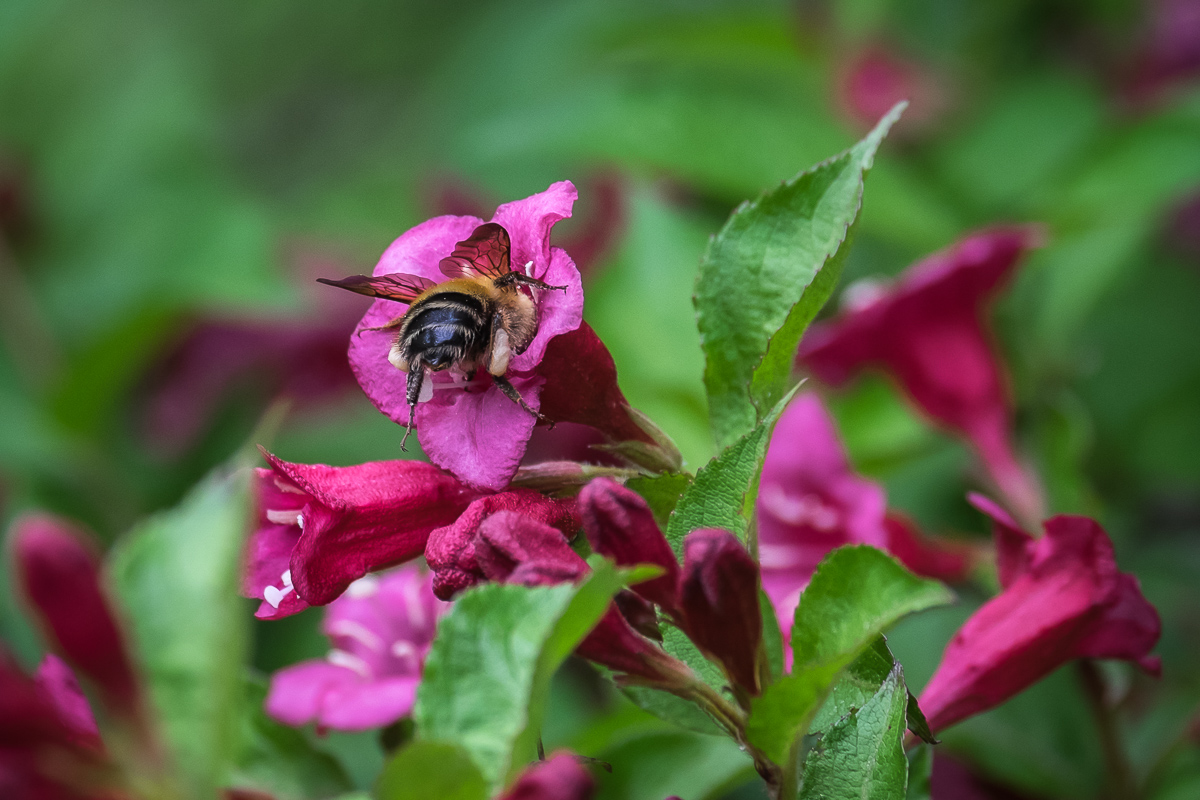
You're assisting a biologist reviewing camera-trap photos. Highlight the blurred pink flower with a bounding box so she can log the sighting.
[837,45,948,135]
[246,450,477,618]
[883,514,981,585]
[800,227,1045,525]
[500,752,594,800]
[918,495,1162,733]
[1123,0,1200,106]
[12,514,142,719]
[347,181,585,491]
[265,565,445,731]
[756,393,889,629]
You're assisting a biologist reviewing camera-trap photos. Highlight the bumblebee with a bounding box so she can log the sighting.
[318,223,566,449]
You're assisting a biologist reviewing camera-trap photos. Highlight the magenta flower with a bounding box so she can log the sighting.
[423,488,579,600]
[12,514,142,719]
[265,565,445,731]
[799,228,1045,525]
[918,495,1162,733]
[883,514,980,585]
[346,181,585,491]
[500,752,594,800]
[756,393,889,630]
[246,450,477,618]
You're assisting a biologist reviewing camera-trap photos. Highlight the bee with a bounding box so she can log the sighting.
[318,223,566,449]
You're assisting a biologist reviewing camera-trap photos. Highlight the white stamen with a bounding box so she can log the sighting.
[266,508,302,526]
[756,543,808,570]
[418,379,434,403]
[760,485,840,531]
[523,260,534,277]
[327,649,372,678]
[263,584,293,609]
[296,513,304,530]
[346,574,379,598]
[281,570,293,588]
[327,619,384,652]
[390,641,420,672]
[400,578,428,630]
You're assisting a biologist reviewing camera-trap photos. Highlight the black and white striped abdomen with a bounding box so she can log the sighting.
[400,291,490,369]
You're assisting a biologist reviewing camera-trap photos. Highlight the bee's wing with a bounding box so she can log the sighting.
[438,223,511,281]
[316,273,436,303]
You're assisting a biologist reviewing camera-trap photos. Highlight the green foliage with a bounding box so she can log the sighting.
[108,467,251,800]
[412,560,626,792]
[798,664,909,800]
[376,741,488,800]
[695,103,903,448]
[227,677,353,800]
[626,472,693,531]
[665,389,796,554]
[905,745,933,800]
[746,546,952,764]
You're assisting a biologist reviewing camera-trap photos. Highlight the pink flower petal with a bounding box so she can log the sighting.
[316,675,420,731]
[918,512,1161,732]
[883,514,980,584]
[265,661,359,727]
[33,655,100,745]
[500,751,594,800]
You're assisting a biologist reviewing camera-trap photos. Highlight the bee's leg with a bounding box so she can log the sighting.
[401,362,424,451]
[494,272,568,293]
[492,374,549,424]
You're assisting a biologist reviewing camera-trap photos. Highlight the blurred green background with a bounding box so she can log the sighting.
[2,0,1199,798]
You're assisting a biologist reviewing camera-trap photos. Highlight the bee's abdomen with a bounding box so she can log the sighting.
[401,292,489,368]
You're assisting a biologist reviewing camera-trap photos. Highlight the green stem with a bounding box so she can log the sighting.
[1077,660,1140,800]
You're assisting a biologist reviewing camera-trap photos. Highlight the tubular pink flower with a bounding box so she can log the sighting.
[265,565,446,731]
[347,182,585,491]
[918,497,1162,733]
[12,514,141,718]
[423,489,578,601]
[756,393,889,630]
[246,450,477,618]
[500,752,594,800]
[799,228,1045,525]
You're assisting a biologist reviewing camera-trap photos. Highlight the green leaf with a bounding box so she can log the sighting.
[594,729,756,800]
[745,547,952,763]
[696,103,904,448]
[798,663,909,800]
[622,621,726,736]
[376,741,488,800]
[760,591,785,685]
[108,467,251,800]
[665,388,797,554]
[226,677,352,800]
[905,745,933,800]
[413,560,625,792]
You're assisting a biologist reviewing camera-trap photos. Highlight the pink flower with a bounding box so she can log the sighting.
[800,228,1045,525]
[500,752,594,800]
[918,495,1162,733]
[423,488,579,601]
[265,565,445,731]
[756,393,889,630]
[246,450,478,618]
[883,514,980,585]
[836,44,947,136]
[346,182,585,491]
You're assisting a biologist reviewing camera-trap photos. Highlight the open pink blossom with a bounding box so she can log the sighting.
[246,450,477,618]
[756,393,890,630]
[266,564,446,731]
[347,181,585,491]
[918,495,1162,733]
[799,228,1045,525]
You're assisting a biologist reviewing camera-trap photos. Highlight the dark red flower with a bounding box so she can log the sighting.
[247,451,478,617]
[883,514,980,585]
[500,752,594,800]
[918,495,1162,732]
[678,530,764,696]
[424,489,579,601]
[800,228,1045,525]
[12,515,140,718]
[579,478,681,616]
